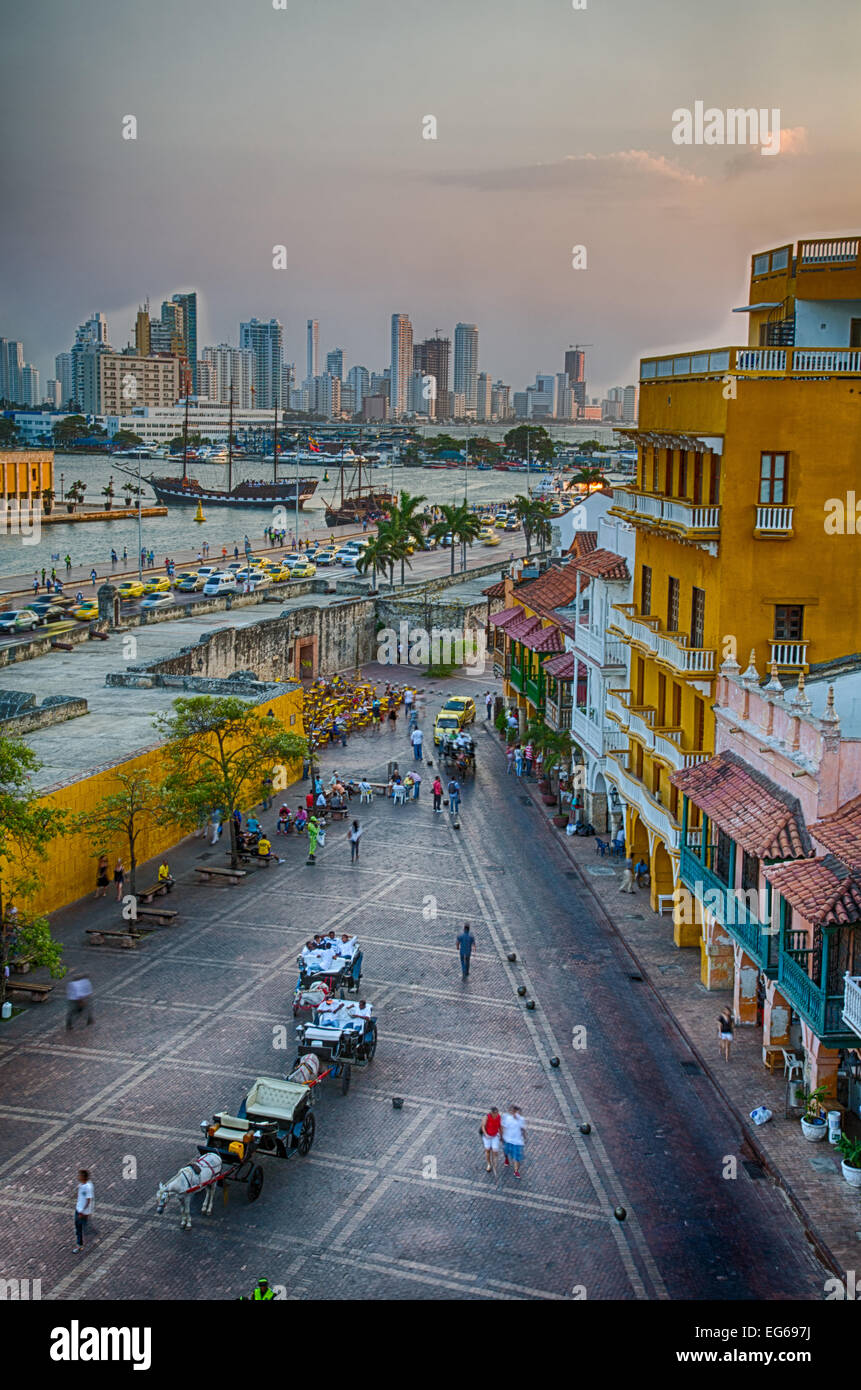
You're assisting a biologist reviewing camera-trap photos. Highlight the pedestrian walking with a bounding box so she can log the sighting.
[306,815,320,865]
[718,1008,734,1062]
[523,742,534,776]
[74,1168,94,1252]
[432,776,443,813]
[41,566,47,587]
[456,923,475,978]
[66,972,94,1030]
[506,746,515,775]
[113,858,125,901]
[210,808,223,844]
[484,691,493,720]
[404,687,414,715]
[94,853,109,898]
[349,819,362,863]
[65,554,72,574]
[480,1107,502,1175]
[122,546,127,562]
[619,857,636,893]
[388,704,398,732]
[500,1106,526,1178]
[32,575,40,596]
[514,745,523,777]
[90,568,97,586]
[410,725,423,760]
[411,770,421,800]
[110,548,118,565]
[448,777,461,815]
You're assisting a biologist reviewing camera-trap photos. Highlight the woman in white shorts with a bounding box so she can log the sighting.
[480,1107,502,1175]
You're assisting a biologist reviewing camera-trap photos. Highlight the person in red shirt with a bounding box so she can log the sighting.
[305,789,315,812]
[481,1107,502,1175]
[432,776,444,814]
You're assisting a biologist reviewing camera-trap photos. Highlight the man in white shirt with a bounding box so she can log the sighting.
[410,725,424,761]
[75,1168,94,1250]
[66,974,93,1029]
[337,933,358,958]
[500,1106,526,1177]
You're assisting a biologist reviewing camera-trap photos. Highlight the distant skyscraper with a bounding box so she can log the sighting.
[347,365,369,413]
[315,373,341,418]
[556,373,573,420]
[326,348,343,380]
[370,372,390,403]
[172,292,198,391]
[390,314,413,416]
[564,347,587,411]
[414,335,450,419]
[240,318,284,408]
[476,372,492,421]
[491,381,512,419]
[454,323,479,413]
[45,378,62,409]
[622,384,639,421]
[55,352,74,407]
[407,370,429,414]
[135,306,151,357]
[202,344,254,408]
[21,365,40,408]
[0,340,24,404]
[306,320,319,380]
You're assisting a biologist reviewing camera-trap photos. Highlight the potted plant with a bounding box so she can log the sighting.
[494,709,508,741]
[66,480,86,513]
[835,1133,861,1187]
[799,1084,828,1141]
[41,487,54,516]
[101,480,115,511]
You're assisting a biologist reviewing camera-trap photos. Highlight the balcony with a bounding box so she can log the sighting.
[652,727,710,773]
[545,695,572,732]
[755,505,794,536]
[575,624,628,669]
[778,950,854,1044]
[605,687,631,726]
[508,661,524,694]
[769,639,809,671]
[639,345,861,382]
[679,847,776,972]
[524,673,543,708]
[843,974,861,1039]
[610,487,721,539]
[606,750,681,851]
[627,705,656,751]
[798,237,860,266]
[655,632,716,679]
[571,704,602,752]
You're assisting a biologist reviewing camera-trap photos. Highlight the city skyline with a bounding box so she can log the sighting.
[3,0,859,393]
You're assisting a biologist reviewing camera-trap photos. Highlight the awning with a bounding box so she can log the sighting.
[671,751,812,860]
[763,857,861,928]
[506,613,543,642]
[811,793,861,872]
[732,303,782,312]
[523,625,564,654]
[489,606,522,629]
[544,652,575,679]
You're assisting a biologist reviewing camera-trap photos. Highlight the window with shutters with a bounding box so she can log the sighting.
[759,453,787,504]
[716,828,733,885]
[641,564,652,616]
[694,696,705,750]
[667,577,680,633]
[657,672,666,725]
[774,605,803,640]
[708,456,721,505]
[741,850,759,894]
[690,587,705,649]
[672,682,682,727]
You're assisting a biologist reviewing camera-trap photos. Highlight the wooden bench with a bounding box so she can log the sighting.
[137,881,169,904]
[6,977,54,1002]
[86,928,141,949]
[329,806,348,820]
[195,865,247,886]
[134,905,178,926]
[9,956,34,974]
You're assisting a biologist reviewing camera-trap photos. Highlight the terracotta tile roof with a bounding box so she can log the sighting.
[763,856,861,926]
[811,794,861,871]
[515,563,584,611]
[506,613,543,642]
[489,606,522,629]
[544,652,575,679]
[523,625,564,654]
[482,580,506,599]
[554,615,578,639]
[569,530,598,557]
[570,547,630,583]
[670,751,813,860]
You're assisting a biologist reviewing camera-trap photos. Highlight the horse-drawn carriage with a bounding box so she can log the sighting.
[156,1074,317,1229]
[295,941,363,1003]
[440,735,476,777]
[294,998,378,1094]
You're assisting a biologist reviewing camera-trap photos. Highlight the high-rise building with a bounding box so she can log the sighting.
[135,306,151,357]
[407,370,429,415]
[172,292,198,392]
[0,339,24,404]
[622,384,639,421]
[340,383,356,415]
[21,365,40,408]
[476,372,492,421]
[347,365,369,414]
[454,323,479,413]
[390,314,413,416]
[314,373,341,419]
[201,345,254,408]
[78,352,180,415]
[55,352,74,408]
[326,348,343,380]
[414,335,450,419]
[362,394,388,422]
[239,318,284,409]
[196,359,218,401]
[556,374,573,420]
[45,378,63,409]
[564,347,587,411]
[306,320,319,380]
[69,314,112,411]
[491,381,511,419]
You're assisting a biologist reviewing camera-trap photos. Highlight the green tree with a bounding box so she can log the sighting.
[527,718,573,808]
[504,425,555,464]
[389,489,427,584]
[450,501,482,571]
[429,503,461,575]
[0,417,20,446]
[111,430,145,447]
[0,736,68,1006]
[85,770,164,896]
[53,415,90,444]
[512,495,553,556]
[573,465,607,488]
[155,697,307,868]
[356,531,394,590]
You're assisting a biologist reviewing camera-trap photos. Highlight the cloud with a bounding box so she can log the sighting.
[776,125,808,155]
[428,148,707,195]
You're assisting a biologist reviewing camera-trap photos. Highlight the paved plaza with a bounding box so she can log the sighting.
[0,668,830,1301]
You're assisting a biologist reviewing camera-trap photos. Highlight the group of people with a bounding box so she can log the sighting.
[299,932,359,977]
[480,1106,526,1178]
[505,742,537,778]
[619,856,650,894]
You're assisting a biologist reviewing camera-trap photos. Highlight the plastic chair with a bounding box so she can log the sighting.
[392,785,406,806]
[781,1050,803,1081]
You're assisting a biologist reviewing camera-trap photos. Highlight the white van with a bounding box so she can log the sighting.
[203,572,240,596]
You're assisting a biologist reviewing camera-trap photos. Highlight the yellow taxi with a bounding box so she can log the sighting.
[441,695,476,726]
[433,711,462,746]
[258,558,282,573]
[494,514,509,528]
[117,580,146,601]
[478,527,501,546]
[266,566,292,583]
[142,575,172,595]
[290,561,316,578]
[73,601,99,621]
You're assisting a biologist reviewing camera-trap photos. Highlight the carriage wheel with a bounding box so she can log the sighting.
[365,1027,377,1062]
[297,1111,316,1155]
[247,1165,264,1202]
[340,1063,352,1096]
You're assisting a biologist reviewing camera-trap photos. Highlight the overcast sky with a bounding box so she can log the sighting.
[2,0,860,395]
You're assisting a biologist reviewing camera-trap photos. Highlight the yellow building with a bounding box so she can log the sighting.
[1,449,53,503]
[605,235,861,938]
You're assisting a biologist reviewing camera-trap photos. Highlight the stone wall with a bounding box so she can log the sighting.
[0,690,87,736]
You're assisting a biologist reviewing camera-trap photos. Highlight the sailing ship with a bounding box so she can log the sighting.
[148,384,318,510]
[323,452,397,527]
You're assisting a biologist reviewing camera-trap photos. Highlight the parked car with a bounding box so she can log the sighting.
[175,573,205,592]
[117,580,146,601]
[142,575,172,595]
[140,592,175,610]
[202,573,240,596]
[72,602,99,621]
[0,608,42,633]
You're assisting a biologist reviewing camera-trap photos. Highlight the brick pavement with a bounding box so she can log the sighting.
[0,663,833,1300]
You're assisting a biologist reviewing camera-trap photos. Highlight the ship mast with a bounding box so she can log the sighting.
[227,375,234,494]
[182,366,190,483]
[273,399,278,485]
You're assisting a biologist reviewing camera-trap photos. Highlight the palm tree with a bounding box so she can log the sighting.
[429,503,461,576]
[527,717,573,806]
[573,465,607,489]
[512,495,539,555]
[355,532,392,590]
[532,498,554,557]
[390,489,427,585]
[449,501,482,571]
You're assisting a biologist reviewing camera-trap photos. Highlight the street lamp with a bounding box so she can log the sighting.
[59,472,64,503]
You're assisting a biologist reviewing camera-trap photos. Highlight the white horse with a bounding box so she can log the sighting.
[288,1053,320,1085]
[156,1150,224,1230]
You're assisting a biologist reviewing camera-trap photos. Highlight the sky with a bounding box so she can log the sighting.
[2,0,860,397]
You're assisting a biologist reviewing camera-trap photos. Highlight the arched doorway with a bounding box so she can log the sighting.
[590,770,608,833]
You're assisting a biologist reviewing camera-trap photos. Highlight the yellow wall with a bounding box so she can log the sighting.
[1,450,53,501]
[17,687,304,917]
